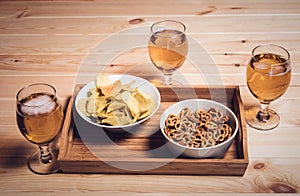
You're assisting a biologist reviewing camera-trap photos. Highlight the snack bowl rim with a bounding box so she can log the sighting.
[74,74,161,129]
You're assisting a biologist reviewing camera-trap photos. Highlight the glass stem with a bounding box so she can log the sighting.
[257,102,271,122]
[39,144,53,164]
[164,73,173,85]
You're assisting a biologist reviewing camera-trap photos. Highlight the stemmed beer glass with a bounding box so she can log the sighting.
[16,83,64,174]
[246,44,291,130]
[148,20,188,85]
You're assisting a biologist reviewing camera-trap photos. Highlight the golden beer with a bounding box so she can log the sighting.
[148,29,188,73]
[246,53,291,103]
[17,93,64,144]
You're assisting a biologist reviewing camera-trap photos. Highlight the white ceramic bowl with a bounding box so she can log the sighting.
[74,74,161,131]
[160,99,238,158]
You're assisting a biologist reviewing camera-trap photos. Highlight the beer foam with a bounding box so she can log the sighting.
[21,94,56,116]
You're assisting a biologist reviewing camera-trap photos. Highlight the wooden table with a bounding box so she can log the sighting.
[1,0,299,194]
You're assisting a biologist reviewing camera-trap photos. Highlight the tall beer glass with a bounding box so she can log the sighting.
[148,20,188,85]
[246,45,291,130]
[16,83,64,174]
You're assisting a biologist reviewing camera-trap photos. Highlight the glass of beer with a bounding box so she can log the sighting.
[16,83,64,174]
[148,20,188,85]
[246,44,291,130]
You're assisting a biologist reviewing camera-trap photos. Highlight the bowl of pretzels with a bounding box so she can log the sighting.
[160,99,238,158]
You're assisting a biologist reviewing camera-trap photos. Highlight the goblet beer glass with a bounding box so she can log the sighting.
[148,20,188,85]
[246,44,291,130]
[16,83,64,174]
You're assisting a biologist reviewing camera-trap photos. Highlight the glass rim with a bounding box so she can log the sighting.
[251,44,291,65]
[150,20,186,37]
[16,83,57,108]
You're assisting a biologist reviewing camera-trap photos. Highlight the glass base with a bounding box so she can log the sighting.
[149,78,182,86]
[28,151,60,175]
[245,107,280,131]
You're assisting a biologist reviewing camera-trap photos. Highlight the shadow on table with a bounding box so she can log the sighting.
[0,142,32,169]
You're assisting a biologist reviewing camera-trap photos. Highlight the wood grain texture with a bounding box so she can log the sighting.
[1,0,300,18]
[0,0,300,194]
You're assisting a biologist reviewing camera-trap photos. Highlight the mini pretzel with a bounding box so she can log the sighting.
[178,107,191,118]
[196,109,211,123]
[209,107,230,124]
[165,114,178,127]
[187,112,201,124]
[205,121,218,131]
[191,140,201,148]
[201,138,215,147]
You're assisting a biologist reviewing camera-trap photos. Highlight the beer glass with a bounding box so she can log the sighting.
[148,20,188,85]
[16,83,64,174]
[246,45,291,130]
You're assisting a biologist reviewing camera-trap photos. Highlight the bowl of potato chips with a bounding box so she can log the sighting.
[160,99,238,158]
[75,74,161,131]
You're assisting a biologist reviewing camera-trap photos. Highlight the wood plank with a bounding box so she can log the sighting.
[1,15,300,36]
[0,76,75,98]
[0,35,99,54]
[0,46,299,77]
[1,73,300,96]
[247,126,300,158]
[0,34,299,58]
[1,52,300,76]
[1,0,299,18]
[0,55,82,75]
[1,157,299,193]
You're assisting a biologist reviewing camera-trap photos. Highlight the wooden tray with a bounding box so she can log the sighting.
[58,85,248,176]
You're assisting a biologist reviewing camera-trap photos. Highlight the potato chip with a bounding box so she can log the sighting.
[101,110,132,126]
[77,98,89,115]
[86,98,96,114]
[118,91,137,119]
[96,73,114,96]
[77,74,155,126]
[107,101,126,113]
[133,91,154,119]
